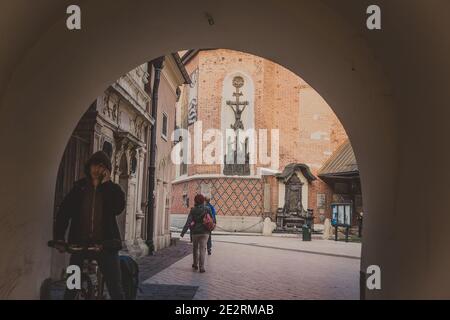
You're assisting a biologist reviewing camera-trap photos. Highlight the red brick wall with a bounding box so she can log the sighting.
[172,49,349,221]
[171,180,198,215]
[184,49,347,171]
[308,180,335,223]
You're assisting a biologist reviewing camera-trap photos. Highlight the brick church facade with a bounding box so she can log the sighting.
[170,49,351,232]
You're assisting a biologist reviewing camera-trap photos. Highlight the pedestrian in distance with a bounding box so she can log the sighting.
[180,194,215,273]
[204,196,217,255]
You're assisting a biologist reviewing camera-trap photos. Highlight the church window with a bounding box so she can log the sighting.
[130,154,138,174]
[102,141,113,158]
[161,112,168,140]
[182,194,189,208]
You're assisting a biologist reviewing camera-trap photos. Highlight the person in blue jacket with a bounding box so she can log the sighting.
[205,196,216,255]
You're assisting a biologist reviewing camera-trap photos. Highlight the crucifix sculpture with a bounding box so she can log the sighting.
[224,76,250,176]
[226,76,249,131]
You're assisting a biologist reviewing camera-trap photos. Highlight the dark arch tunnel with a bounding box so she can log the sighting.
[0,0,449,299]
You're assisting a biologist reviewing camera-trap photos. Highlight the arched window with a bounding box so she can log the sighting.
[102,141,113,158]
[130,154,138,174]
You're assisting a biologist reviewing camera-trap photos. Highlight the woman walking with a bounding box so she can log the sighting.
[180,194,213,273]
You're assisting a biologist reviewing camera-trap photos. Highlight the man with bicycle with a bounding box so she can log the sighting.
[52,151,126,300]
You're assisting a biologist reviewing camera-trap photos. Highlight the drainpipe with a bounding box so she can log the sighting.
[146,56,165,254]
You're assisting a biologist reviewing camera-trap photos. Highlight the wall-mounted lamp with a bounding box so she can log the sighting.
[205,13,215,26]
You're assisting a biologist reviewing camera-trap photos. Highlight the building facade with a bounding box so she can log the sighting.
[51,54,188,279]
[171,49,349,233]
[150,55,191,250]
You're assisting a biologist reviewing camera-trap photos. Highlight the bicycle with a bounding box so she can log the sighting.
[48,240,106,300]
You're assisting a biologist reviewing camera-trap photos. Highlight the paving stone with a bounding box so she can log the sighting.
[137,241,192,282]
[47,236,360,300]
[143,236,360,300]
[138,284,198,300]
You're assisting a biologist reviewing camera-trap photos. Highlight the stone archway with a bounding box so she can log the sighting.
[0,0,449,299]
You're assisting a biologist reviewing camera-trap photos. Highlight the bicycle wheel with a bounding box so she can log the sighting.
[95,272,107,300]
[74,274,94,300]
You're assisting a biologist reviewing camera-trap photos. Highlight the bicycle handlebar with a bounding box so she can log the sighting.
[48,240,103,253]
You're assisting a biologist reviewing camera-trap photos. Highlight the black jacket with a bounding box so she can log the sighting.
[181,204,213,236]
[54,178,125,248]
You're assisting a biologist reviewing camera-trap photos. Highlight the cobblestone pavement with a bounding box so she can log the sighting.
[137,241,198,300]
[142,234,361,300]
[138,241,192,282]
[46,241,194,300]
